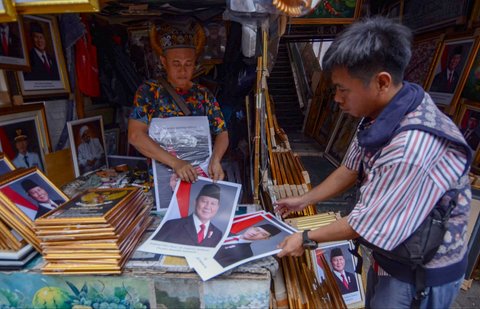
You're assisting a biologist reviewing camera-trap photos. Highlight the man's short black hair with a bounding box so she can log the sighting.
[29,22,44,36]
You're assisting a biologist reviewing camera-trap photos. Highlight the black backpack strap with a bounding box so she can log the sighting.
[158,77,192,116]
[350,239,364,275]
[411,266,427,309]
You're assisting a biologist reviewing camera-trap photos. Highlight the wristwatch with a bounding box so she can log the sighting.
[302,229,318,249]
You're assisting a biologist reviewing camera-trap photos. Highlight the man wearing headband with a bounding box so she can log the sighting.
[329,247,358,295]
[128,24,228,183]
[154,183,223,247]
[214,223,281,268]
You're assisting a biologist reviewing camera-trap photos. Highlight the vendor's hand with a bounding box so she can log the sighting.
[208,160,225,181]
[277,233,304,258]
[274,196,307,218]
[172,159,198,183]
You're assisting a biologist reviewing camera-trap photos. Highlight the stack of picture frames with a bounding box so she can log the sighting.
[284,212,366,309]
[35,187,153,274]
[0,166,68,269]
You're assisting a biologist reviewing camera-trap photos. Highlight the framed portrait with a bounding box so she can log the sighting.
[402,0,469,33]
[15,15,70,97]
[104,127,120,156]
[0,151,14,175]
[0,167,68,250]
[324,112,360,167]
[67,116,108,177]
[0,18,30,70]
[127,26,162,80]
[0,103,50,172]
[139,176,241,259]
[290,0,363,25]
[404,33,444,87]
[202,21,227,63]
[426,36,479,111]
[461,45,480,102]
[0,0,16,23]
[14,0,100,15]
[312,240,365,308]
[454,100,480,169]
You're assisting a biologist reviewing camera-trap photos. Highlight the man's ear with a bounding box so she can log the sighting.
[375,72,393,93]
[160,55,167,67]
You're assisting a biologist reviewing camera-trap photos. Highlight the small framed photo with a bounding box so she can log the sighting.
[0,103,50,172]
[0,152,15,176]
[426,36,479,111]
[15,15,70,97]
[461,45,480,102]
[312,240,364,308]
[104,127,120,156]
[0,18,30,71]
[67,116,108,177]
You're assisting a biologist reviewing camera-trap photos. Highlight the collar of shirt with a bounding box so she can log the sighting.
[333,270,347,280]
[34,48,47,61]
[38,201,56,210]
[192,214,210,234]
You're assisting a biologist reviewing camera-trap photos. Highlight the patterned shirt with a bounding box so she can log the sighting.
[344,116,468,252]
[129,80,227,135]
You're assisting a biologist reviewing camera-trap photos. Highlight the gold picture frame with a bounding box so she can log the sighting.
[0,17,31,71]
[425,34,480,114]
[454,99,480,171]
[0,0,16,23]
[0,151,15,176]
[14,0,100,15]
[15,15,70,97]
[290,0,363,25]
[0,103,51,172]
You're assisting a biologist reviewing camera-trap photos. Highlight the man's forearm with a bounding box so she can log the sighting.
[308,217,359,243]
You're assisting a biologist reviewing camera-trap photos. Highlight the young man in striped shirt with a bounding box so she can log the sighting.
[275,16,472,308]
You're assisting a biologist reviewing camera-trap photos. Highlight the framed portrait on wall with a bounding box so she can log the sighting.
[311,240,365,308]
[404,33,444,87]
[461,46,480,102]
[202,21,227,63]
[0,103,50,172]
[104,127,120,156]
[455,100,480,169]
[290,0,363,25]
[15,15,70,97]
[67,116,108,177]
[0,18,30,70]
[425,36,479,112]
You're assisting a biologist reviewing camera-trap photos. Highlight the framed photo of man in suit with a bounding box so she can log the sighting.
[312,240,365,308]
[455,100,480,171]
[0,18,30,71]
[15,15,70,97]
[139,176,241,259]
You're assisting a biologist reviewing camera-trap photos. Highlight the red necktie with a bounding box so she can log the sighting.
[341,274,349,289]
[42,54,51,71]
[197,224,205,243]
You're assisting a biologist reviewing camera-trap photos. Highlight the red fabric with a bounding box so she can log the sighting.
[2,33,8,56]
[0,186,37,211]
[75,16,100,97]
[176,181,191,217]
[229,215,264,234]
[0,127,15,160]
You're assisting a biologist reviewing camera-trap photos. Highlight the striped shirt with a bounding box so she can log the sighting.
[345,129,468,251]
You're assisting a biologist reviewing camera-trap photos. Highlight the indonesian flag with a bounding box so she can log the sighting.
[0,186,38,220]
[167,181,192,219]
